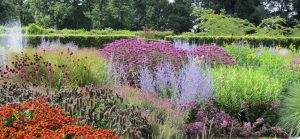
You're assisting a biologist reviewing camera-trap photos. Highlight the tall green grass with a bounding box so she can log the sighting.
[8,47,108,90]
[278,82,300,136]
[213,66,283,120]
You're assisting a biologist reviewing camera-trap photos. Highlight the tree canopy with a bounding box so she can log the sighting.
[1,0,300,33]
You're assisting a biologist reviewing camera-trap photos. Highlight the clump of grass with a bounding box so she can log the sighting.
[1,47,108,90]
[117,85,187,138]
[278,82,300,136]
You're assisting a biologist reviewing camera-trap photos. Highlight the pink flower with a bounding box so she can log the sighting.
[256,117,264,125]
[243,122,252,129]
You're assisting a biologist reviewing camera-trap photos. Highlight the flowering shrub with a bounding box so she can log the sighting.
[190,44,235,66]
[0,98,119,139]
[99,38,187,72]
[186,102,288,138]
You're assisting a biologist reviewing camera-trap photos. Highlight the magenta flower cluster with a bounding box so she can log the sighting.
[186,102,288,138]
[99,39,235,72]
[190,44,235,66]
[99,39,187,72]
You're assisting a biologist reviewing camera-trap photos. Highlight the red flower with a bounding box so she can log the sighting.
[0,99,119,139]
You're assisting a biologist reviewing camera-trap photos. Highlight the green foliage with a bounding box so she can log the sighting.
[291,23,300,37]
[26,0,73,28]
[257,48,294,89]
[225,44,295,89]
[256,16,292,37]
[195,0,269,24]
[278,83,300,136]
[166,36,300,48]
[26,24,48,34]
[191,8,256,36]
[153,31,174,40]
[59,29,87,35]
[213,66,283,118]
[224,43,260,66]
[12,35,135,48]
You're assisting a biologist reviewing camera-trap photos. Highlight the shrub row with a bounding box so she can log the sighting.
[0,35,135,48]
[2,34,300,48]
[166,36,300,49]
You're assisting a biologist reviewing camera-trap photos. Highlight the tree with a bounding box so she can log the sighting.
[85,0,194,32]
[194,0,269,24]
[263,0,294,19]
[191,8,256,36]
[294,0,300,20]
[26,0,73,29]
[256,16,292,36]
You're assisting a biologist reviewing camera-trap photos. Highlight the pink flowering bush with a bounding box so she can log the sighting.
[99,39,187,72]
[190,44,235,66]
[99,39,235,86]
[186,101,288,138]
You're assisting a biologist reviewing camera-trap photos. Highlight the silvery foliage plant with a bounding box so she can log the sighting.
[138,57,214,105]
[177,57,214,105]
[106,55,128,85]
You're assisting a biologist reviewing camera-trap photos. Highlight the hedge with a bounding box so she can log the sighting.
[0,35,136,48]
[165,36,300,49]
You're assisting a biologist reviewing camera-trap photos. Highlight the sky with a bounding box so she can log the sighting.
[168,0,175,3]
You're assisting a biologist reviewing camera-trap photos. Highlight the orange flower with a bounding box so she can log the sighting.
[0,98,120,139]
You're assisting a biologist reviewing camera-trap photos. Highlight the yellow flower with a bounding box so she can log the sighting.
[247,53,255,59]
[276,45,283,50]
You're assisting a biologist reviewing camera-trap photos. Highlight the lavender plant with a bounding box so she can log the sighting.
[138,57,214,105]
[138,67,155,93]
[177,57,214,105]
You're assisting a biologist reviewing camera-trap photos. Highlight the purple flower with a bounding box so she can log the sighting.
[270,101,280,110]
[197,110,206,118]
[189,44,235,66]
[256,117,264,125]
[243,122,252,129]
[242,101,248,109]
[221,120,229,128]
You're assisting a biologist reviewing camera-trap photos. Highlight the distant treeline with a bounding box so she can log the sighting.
[1,0,300,33]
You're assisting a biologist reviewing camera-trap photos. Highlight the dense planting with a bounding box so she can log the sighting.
[190,44,235,66]
[0,47,108,90]
[213,66,283,121]
[3,0,300,138]
[0,84,152,138]
[186,101,288,138]
[0,98,119,139]
[99,39,187,71]
[1,38,300,138]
